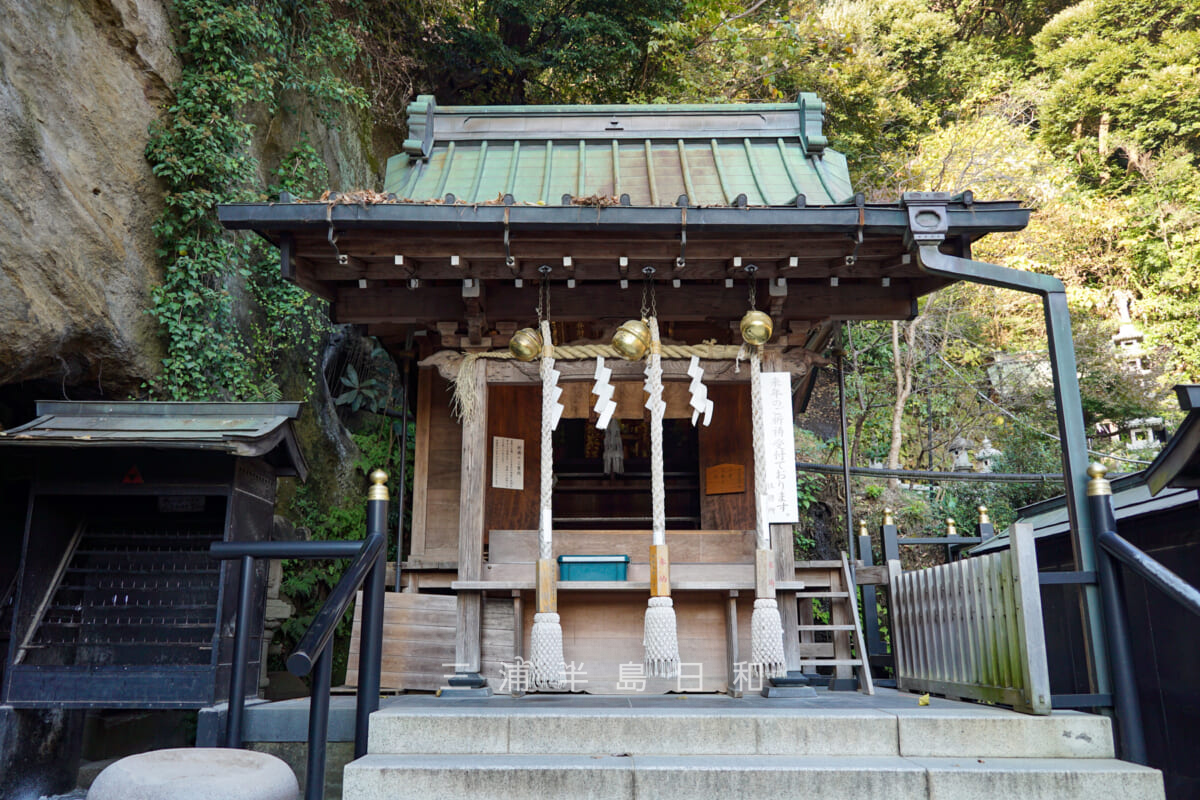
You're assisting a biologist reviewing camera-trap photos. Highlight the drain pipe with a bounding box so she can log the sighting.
[903,193,1113,707]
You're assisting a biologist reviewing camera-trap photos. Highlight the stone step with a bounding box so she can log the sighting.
[366,704,1116,759]
[344,754,1164,800]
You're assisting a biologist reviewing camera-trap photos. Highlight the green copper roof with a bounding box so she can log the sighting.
[383,94,855,206]
[0,402,308,478]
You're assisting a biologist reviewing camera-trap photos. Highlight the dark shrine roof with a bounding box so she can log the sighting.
[976,385,1200,554]
[0,401,307,479]
[1145,385,1200,495]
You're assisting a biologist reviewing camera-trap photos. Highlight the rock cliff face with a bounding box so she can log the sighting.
[0,0,179,398]
[0,1,381,420]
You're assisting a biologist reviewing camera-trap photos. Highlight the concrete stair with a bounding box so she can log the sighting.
[342,690,1164,800]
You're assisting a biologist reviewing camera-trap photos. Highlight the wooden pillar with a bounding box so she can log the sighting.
[772,523,802,671]
[455,365,487,679]
[511,590,524,663]
[763,348,801,672]
[725,590,742,697]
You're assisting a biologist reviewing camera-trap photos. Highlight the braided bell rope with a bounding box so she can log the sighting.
[642,317,680,677]
[529,320,565,688]
[538,319,554,561]
[750,349,769,551]
[647,319,666,546]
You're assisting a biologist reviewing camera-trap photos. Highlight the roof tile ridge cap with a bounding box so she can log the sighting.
[435,100,801,111]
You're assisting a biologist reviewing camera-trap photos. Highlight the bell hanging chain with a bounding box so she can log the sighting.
[537,264,552,324]
[745,263,758,310]
[641,265,658,320]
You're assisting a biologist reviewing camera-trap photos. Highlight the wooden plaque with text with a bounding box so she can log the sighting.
[705,463,746,496]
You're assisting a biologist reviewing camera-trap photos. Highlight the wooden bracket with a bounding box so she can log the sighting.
[436,321,459,348]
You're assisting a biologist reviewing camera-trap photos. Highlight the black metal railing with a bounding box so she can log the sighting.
[1097,529,1200,618]
[1084,462,1200,767]
[210,471,389,800]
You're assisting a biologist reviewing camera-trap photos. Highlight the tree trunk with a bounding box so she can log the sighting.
[886,319,919,493]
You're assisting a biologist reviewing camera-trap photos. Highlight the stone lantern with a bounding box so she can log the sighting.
[975,437,1002,473]
[948,436,974,472]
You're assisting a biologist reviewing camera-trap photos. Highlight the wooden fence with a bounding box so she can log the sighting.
[889,522,1051,714]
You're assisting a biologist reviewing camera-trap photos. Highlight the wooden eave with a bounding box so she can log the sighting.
[218,199,1028,338]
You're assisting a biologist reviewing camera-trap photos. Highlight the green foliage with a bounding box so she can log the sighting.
[277,420,414,682]
[336,364,385,412]
[1034,0,1200,170]
[278,482,367,681]
[425,0,685,104]
[144,0,366,401]
[334,340,412,415]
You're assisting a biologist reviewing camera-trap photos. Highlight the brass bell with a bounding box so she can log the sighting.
[612,319,651,361]
[740,309,773,346]
[509,327,543,361]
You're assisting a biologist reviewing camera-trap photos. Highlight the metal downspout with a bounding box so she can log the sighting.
[903,193,1112,702]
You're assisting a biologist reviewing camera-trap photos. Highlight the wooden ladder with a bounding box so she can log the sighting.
[791,555,874,694]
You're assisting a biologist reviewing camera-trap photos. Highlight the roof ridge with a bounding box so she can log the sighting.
[402,94,829,160]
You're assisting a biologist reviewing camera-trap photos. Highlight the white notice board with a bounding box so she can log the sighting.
[760,372,799,523]
[492,436,525,491]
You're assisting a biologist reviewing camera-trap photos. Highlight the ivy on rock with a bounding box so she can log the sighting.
[144,0,366,401]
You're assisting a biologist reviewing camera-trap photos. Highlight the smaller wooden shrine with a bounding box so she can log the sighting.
[0,402,306,708]
[220,94,1030,694]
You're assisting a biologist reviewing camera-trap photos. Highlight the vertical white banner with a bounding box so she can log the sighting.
[760,372,799,523]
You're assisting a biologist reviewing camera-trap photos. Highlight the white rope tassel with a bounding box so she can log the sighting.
[644,597,679,678]
[531,320,565,689]
[751,598,788,678]
[642,317,680,678]
[530,612,565,688]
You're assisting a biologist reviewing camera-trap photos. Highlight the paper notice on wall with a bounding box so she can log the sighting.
[760,372,799,523]
[492,436,525,491]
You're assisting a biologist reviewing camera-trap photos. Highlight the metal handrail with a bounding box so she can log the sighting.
[1098,529,1200,617]
[210,541,366,559]
[288,533,384,676]
[209,470,389,800]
